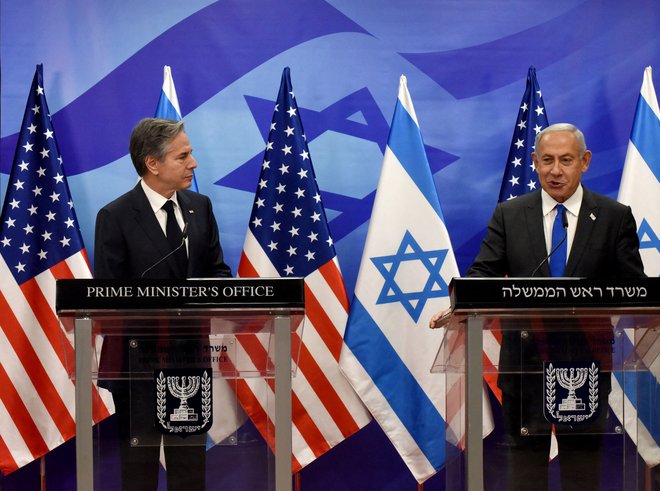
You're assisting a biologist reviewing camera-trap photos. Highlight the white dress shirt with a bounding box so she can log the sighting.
[140,179,188,253]
[540,185,584,261]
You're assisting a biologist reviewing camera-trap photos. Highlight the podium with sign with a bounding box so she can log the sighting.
[432,278,660,491]
[56,277,304,491]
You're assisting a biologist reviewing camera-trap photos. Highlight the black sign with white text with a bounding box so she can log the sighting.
[449,277,660,310]
[56,277,304,312]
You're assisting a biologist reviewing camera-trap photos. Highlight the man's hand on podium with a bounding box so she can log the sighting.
[429,309,452,329]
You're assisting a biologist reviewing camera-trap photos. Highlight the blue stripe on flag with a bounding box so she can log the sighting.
[154,87,199,192]
[388,100,444,219]
[612,331,660,446]
[630,95,660,181]
[155,91,181,120]
[344,297,445,469]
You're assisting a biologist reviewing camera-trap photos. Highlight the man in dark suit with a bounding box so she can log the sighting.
[94,118,232,490]
[432,123,645,490]
[465,124,643,280]
[472,123,644,491]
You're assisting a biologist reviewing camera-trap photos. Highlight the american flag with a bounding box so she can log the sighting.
[484,67,550,403]
[0,65,112,475]
[236,67,370,471]
[498,66,549,202]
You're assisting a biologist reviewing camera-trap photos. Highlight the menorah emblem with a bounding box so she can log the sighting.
[543,361,599,425]
[556,367,588,412]
[167,375,201,421]
[155,369,213,435]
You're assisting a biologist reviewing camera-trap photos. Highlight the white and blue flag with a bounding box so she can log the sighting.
[154,65,199,192]
[613,66,660,467]
[618,66,660,278]
[155,66,240,451]
[340,76,462,482]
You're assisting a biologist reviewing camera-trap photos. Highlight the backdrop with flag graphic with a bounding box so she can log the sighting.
[613,65,660,467]
[0,65,113,475]
[340,75,470,482]
[484,66,550,404]
[236,67,370,471]
[154,65,199,192]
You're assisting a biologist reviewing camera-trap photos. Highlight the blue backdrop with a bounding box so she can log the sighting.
[1,1,658,489]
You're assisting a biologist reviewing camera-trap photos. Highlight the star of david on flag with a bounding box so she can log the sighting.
[371,230,448,322]
[340,75,491,483]
[619,66,660,278]
[613,65,660,467]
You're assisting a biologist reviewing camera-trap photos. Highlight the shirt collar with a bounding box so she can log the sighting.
[541,184,583,217]
[140,179,179,213]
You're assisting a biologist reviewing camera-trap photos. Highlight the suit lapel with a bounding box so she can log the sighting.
[524,192,549,276]
[565,189,598,277]
[130,184,183,277]
[177,191,195,277]
[131,184,169,255]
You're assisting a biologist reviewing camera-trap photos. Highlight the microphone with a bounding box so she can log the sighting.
[140,222,189,279]
[530,208,568,277]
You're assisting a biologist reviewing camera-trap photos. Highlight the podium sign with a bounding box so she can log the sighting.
[432,278,660,491]
[57,277,304,491]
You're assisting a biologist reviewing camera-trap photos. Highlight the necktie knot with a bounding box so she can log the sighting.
[162,199,175,216]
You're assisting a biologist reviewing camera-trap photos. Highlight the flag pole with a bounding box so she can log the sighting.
[40,455,46,491]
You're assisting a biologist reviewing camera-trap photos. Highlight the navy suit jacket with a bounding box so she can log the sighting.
[94,183,232,379]
[467,187,645,401]
[94,183,232,279]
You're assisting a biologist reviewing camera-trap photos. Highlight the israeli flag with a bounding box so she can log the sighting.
[340,76,460,482]
[613,66,660,467]
[618,66,660,277]
[155,65,199,192]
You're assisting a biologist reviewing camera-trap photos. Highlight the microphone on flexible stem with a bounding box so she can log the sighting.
[530,208,568,277]
[140,222,189,279]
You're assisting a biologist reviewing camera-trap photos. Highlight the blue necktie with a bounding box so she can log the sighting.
[549,204,567,277]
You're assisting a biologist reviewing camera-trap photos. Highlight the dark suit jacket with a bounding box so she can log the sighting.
[94,183,232,280]
[467,187,644,279]
[94,183,232,379]
[466,187,645,406]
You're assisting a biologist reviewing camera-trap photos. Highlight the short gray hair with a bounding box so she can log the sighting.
[535,123,587,157]
[129,118,185,176]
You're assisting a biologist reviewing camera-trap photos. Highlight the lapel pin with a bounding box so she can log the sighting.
[188,210,195,214]
[589,213,596,221]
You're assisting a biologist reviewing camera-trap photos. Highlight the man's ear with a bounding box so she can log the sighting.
[531,152,539,171]
[145,155,159,176]
[581,150,592,173]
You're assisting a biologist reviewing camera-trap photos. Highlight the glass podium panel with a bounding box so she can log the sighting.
[56,278,304,491]
[432,278,660,491]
